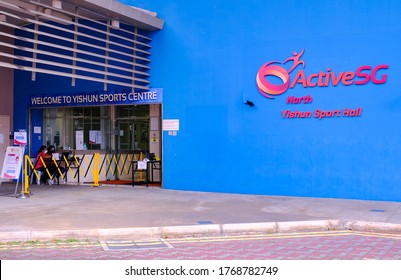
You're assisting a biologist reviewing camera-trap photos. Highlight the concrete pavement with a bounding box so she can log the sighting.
[0,182,401,242]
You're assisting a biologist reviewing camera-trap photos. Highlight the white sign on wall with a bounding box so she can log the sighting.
[163,119,179,131]
[13,131,27,146]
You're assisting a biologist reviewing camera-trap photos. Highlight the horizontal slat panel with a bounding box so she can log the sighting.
[0,10,151,57]
[0,52,150,84]
[0,21,151,63]
[0,61,149,90]
[0,2,152,52]
[0,0,156,90]
[15,0,153,42]
[0,33,151,70]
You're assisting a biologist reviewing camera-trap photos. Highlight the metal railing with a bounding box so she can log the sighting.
[23,151,148,195]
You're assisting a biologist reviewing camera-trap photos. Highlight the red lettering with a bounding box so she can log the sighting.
[330,71,344,86]
[324,70,331,86]
[371,64,388,84]
[355,66,371,85]
[290,70,307,88]
[307,73,318,87]
[287,95,313,104]
[317,71,326,86]
[341,71,355,85]
[287,96,294,104]
[343,108,363,117]
[283,63,387,92]
[314,109,341,120]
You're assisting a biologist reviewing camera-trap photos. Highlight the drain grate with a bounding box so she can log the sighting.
[370,209,386,212]
[101,239,173,251]
[197,220,214,225]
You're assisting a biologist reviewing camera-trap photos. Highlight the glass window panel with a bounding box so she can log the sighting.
[43,106,110,151]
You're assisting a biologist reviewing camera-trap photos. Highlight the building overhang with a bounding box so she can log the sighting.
[66,0,164,31]
[0,0,164,31]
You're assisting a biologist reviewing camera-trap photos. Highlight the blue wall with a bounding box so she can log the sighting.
[118,0,401,201]
[12,0,401,201]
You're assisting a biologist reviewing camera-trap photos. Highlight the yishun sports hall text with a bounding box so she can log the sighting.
[1,0,401,202]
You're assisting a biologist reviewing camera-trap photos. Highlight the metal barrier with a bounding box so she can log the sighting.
[99,152,144,179]
[23,151,147,195]
[26,154,73,184]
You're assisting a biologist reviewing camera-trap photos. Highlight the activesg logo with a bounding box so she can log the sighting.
[256,49,388,99]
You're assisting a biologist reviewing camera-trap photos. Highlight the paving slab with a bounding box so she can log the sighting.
[0,182,401,241]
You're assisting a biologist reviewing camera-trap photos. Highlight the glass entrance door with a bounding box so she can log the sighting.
[115,105,149,153]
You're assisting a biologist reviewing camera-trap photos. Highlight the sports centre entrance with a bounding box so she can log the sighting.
[27,90,163,185]
[0,0,164,187]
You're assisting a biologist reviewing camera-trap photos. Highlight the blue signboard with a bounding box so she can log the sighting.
[28,88,163,108]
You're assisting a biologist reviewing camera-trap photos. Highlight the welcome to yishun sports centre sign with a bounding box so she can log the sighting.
[28,88,163,108]
[256,49,388,120]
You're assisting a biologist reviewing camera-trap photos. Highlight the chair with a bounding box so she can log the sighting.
[150,160,162,183]
[62,151,72,161]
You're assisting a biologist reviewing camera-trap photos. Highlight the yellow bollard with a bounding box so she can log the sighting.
[92,153,101,187]
[23,155,30,196]
[139,152,144,181]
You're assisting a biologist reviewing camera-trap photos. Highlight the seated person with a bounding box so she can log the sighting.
[35,145,47,162]
[35,145,66,184]
[32,145,47,184]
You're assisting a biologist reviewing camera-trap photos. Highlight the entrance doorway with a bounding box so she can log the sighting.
[113,104,162,185]
[114,105,150,153]
[27,103,162,186]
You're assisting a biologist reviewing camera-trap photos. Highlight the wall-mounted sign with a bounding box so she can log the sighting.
[28,88,163,108]
[256,49,388,99]
[13,131,27,146]
[33,126,41,134]
[256,49,389,120]
[163,119,180,131]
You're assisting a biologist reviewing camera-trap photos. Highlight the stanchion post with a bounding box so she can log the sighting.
[92,152,101,187]
[16,153,30,199]
[23,155,30,196]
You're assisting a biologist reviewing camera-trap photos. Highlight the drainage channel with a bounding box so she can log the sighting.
[100,239,173,251]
